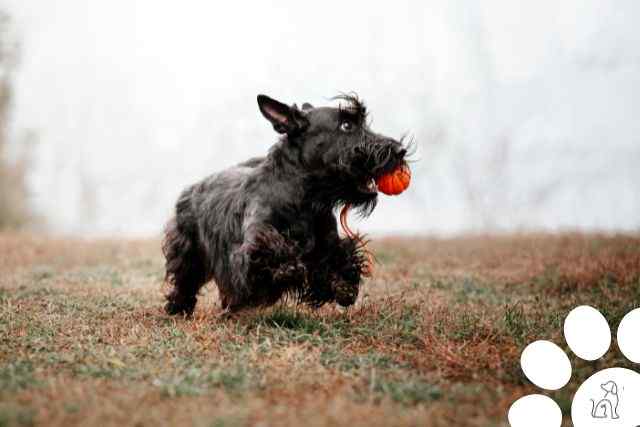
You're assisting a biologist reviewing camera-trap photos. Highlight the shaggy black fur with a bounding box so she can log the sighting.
[163,93,409,315]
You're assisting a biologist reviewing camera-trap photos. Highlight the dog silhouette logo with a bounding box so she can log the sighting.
[508,306,640,427]
[590,380,620,419]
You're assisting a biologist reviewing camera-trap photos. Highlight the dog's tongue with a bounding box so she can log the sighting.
[376,162,411,196]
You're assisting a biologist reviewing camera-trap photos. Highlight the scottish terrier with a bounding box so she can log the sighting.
[163,94,408,315]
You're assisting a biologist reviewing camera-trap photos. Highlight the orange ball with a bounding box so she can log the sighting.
[376,163,411,195]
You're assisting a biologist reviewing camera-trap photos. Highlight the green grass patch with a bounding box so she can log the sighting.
[0,361,39,392]
[370,377,442,406]
[153,364,253,398]
[320,350,398,372]
[0,403,36,427]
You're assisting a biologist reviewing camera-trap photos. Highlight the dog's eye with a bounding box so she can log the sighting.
[339,121,354,132]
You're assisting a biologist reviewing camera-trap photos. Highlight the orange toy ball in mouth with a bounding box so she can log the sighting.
[376,163,411,195]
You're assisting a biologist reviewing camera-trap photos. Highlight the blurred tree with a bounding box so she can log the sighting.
[0,10,29,230]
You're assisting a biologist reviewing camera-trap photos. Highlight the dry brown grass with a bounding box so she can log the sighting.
[1,232,639,427]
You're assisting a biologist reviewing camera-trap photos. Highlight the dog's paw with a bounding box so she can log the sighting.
[333,279,359,307]
[333,237,372,283]
[273,260,307,286]
[164,296,196,317]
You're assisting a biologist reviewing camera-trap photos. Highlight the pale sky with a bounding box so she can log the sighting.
[3,0,639,236]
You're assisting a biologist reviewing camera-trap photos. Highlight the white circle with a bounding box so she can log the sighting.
[508,394,562,427]
[564,305,611,361]
[571,367,640,426]
[520,340,572,390]
[617,308,640,363]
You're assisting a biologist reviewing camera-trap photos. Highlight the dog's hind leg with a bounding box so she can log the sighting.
[162,218,207,316]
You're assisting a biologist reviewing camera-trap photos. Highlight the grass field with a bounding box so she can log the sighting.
[1,232,639,427]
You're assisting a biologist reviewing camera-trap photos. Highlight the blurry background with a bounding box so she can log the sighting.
[0,0,638,237]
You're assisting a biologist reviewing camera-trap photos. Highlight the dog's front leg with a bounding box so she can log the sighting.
[305,213,368,307]
[227,220,306,311]
[330,235,369,306]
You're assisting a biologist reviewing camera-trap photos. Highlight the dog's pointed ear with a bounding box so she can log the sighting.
[302,102,314,111]
[257,94,308,135]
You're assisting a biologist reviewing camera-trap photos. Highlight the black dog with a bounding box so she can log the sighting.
[163,94,408,315]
